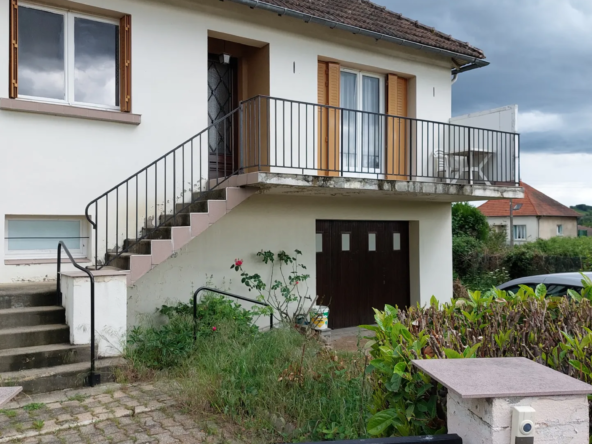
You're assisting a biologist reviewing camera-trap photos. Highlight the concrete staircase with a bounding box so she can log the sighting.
[106,186,255,285]
[0,283,120,394]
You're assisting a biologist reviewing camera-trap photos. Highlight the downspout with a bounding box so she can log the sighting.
[224,0,489,75]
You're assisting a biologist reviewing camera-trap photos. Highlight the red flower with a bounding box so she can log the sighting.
[212,326,217,331]
[235,259,243,267]
[295,281,299,285]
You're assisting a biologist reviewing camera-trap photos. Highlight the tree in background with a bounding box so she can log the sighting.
[572,204,592,228]
[451,202,489,241]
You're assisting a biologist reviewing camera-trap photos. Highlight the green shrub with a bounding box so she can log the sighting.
[452,235,484,278]
[365,276,592,437]
[452,203,489,241]
[126,294,257,370]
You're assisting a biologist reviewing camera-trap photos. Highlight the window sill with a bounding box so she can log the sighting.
[0,98,141,125]
[4,258,91,265]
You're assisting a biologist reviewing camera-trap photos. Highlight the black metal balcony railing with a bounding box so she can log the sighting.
[240,96,520,186]
[86,95,520,269]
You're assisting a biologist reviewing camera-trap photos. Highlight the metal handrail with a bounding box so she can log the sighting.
[85,104,247,269]
[56,241,99,387]
[192,286,273,341]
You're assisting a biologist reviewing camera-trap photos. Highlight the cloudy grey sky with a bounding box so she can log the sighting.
[375,0,592,206]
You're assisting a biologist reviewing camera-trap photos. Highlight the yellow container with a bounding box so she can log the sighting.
[310,305,329,330]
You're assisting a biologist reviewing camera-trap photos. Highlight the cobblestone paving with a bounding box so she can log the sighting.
[0,383,216,443]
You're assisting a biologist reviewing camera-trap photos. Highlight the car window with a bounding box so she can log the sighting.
[502,284,537,294]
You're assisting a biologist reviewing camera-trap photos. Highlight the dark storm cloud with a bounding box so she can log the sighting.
[374,0,592,153]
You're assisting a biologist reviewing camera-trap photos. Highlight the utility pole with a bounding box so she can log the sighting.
[509,199,514,247]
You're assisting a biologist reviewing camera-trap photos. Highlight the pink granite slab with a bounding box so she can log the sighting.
[0,386,22,407]
[412,357,592,399]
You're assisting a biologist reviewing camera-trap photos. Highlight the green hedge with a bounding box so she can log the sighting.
[364,278,592,438]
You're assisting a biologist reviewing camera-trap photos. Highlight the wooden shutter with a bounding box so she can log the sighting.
[386,74,408,180]
[9,0,18,99]
[317,61,340,176]
[119,15,132,112]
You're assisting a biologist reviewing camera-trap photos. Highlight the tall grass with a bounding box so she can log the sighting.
[124,297,369,442]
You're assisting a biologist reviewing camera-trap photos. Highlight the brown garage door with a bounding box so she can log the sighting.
[316,220,410,329]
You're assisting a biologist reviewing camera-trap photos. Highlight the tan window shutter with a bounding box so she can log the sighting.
[386,74,408,180]
[9,0,18,99]
[317,61,340,176]
[119,15,132,112]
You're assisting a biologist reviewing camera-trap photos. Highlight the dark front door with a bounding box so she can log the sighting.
[316,220,410,329]
[208,55,237,180]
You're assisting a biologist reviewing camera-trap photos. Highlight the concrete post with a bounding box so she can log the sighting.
[61,270,129,357]
[413,358,592,444]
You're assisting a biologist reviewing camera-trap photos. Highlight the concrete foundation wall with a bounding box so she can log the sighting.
[127,193,453,327]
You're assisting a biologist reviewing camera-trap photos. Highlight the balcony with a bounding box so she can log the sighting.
[207,95,521,198]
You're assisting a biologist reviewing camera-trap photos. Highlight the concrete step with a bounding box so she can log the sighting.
[0,325,70,351]
[191,188,227,202]
[0,357,124,394]
[0,283,57,309]
[0,306,65,329]
[0,344,91,373]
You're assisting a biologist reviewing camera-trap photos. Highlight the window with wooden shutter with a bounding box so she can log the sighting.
[119,14,132,112]
[8,0,18,98]
[8,2,132,113]
[386,74,408,180]
[317,61,340,176]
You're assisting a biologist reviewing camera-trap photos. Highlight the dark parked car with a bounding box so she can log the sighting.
[497,272,592,296]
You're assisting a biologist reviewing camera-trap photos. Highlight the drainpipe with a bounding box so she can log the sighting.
[509,199,514,248]
[224,0,490,75]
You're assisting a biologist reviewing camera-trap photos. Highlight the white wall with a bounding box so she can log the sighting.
[127,194,453,327]
[451,105,518,132]
[0,0,454,283]
[487,216,539,244]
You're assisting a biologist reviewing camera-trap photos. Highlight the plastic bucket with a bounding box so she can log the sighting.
[310,305,329,330]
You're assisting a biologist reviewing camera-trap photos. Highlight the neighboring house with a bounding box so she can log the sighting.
[479,182,579,243]
[0,0,523,336]
[578,226,592,237]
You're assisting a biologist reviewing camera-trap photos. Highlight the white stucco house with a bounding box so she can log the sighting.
[0,0,522,375]
[479,182,579,244]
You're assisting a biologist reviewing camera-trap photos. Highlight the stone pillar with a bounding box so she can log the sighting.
[61,270,128,357]
[413,357,592,444]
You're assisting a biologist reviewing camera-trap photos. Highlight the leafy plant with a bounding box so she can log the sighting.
[452,202,489,241]
[231,250,313,324]
[364,276,592,438]
[22,403,44,412]
[32,420,44,430]
[126,293,257,370]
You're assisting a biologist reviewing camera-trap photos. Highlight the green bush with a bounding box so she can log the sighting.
[126,294,369,441]
[451,203,489,241]
[364,276,592,438]
[452,235,484,278]
[126,294,257,370]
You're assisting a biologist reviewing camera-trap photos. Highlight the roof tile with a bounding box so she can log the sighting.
[240,0,485,59]
[478,182,581,218]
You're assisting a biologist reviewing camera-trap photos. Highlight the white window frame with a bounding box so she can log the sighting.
[557,224,564,236]
[513,224,527,241]
[340,68,385,177]
[4,216,89,260]
[18,2,120,111]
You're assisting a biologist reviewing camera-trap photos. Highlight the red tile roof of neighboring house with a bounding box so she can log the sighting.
[234,0,485,59]
[478,182,582,218]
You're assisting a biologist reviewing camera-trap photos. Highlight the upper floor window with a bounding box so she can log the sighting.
[9,2,131,111]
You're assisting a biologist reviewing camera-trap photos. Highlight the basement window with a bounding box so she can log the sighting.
[4,217,89,260]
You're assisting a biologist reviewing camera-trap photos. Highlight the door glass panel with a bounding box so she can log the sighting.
[341,233,350,251]
[74,17,119,107]
[362,76,380,171]
[368,233,376,251]
[340,72,357,172]
[18,6,65,100]
[316,233,323,253]
[393,233,401,251]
